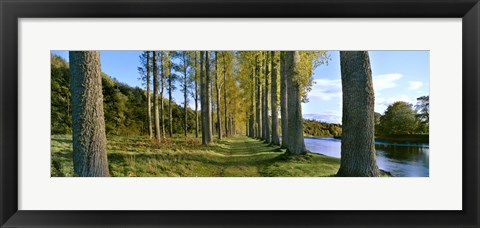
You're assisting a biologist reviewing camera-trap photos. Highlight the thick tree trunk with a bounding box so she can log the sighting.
[285,51,306,155]
[200,51,207,145]
[280,51,288,148]
[70,51,109,177]
[337,51,380,177]
[255,55,262,139]
[146,51,153,139]
[153,52,161,142]
[184,52,188,137]
[264,52,271,143]
[160,52,166,138]
[205,51,213,143]
[195,52,199,138]
[215,52,222,139]
[167,52,173,137]
[270,51,280,145]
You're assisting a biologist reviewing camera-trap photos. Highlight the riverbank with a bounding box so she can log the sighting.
[51,135,350,177]
[375,134,429,144]
[332,134,429,144]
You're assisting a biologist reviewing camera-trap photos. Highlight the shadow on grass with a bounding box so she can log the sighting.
[51,135,340,177]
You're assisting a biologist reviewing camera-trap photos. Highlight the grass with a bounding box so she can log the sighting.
[51,134,387,177]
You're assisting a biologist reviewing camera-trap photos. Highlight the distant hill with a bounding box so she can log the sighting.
[303,119,342,137]
[303,113,341,124]
[51,54,198,136]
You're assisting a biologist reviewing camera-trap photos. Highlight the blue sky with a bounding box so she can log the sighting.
[51,50,429,124]
[304,51,429,123]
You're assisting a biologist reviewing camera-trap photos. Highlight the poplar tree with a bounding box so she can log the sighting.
[215,51,223,139]
[255,54,262,139]
[263,52,271,143]
[280,51,288,148]
[270,51,280,145]
[166,52,175,137]
[70,51,109,177]
[337,51,380,177]
[137,51,152,138]
[285,51,306,155]
[200,51,207,144]
[193,52,200,138]
[205,51,213,143]
[160,52,166,138]
[152,51,161,142]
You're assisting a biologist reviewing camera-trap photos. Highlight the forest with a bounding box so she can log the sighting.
[51,50,429,177]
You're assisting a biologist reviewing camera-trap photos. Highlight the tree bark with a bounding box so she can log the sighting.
[160,52,166,138]
[264,52,271,143]
[210,62,214,138]
[230,116,235,136]
[285,51,306,155]
[194,52,199,138]
[183,52,188,137]
[167,52,173,137]
[153,51,161,142]
[205,51,213,143]
[145,51,153,139]
[261,55,266,141]
[200,51,207,145]
[255,55,262,139]
[249,68,255,138]
[280,51,288,148]
[70,51,109,177]
[246,111,249,136]
[337,51,380,177]
[223,53,229,137]
[270,51,280,145]
[215,52,222,140]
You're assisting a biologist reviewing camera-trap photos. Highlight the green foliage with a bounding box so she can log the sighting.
[415,95,429,122]
[51,54,200,136]
[374,112,382,135]
[302,119,342,137]
[377,101,419,135]
[415,96,429,134]
[298,51,330,102]
[51,55,72,134]
[137,51,151,84]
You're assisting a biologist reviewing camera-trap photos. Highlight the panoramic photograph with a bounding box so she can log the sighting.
[51,50,429,177]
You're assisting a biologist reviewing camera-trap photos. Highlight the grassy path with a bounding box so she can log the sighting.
[51,135,342,177]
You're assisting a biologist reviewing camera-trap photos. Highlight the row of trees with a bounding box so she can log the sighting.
[138,51,241,145]
[65,50,424,177]
[240,51,378,176]
[52,55,197,136]
[236,51,329,155]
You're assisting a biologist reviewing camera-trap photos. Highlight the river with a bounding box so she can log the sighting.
[303,137,429,177]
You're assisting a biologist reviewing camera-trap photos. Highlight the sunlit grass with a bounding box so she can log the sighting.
[50,134,382,177]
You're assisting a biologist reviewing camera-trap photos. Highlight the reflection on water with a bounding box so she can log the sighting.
[304,137,429,177]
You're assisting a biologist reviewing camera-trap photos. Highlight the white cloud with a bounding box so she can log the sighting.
[373,73,402,92]
[309,78,342,101]
[303,111,342,124]
[375,95,417,113]
[309,74,403,101]
[408,81,423,90]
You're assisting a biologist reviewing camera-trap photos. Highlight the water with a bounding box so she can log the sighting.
[304,137,429,177]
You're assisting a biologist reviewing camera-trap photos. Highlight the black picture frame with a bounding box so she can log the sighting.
[1,0,479,227]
